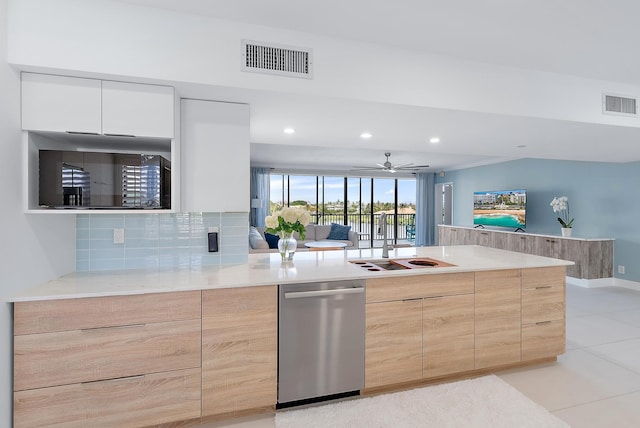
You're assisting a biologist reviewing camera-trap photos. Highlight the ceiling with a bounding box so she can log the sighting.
[119,0,640,174]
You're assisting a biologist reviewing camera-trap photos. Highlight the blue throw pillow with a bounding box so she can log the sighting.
[327,223,351,240]
[264,232,280,249]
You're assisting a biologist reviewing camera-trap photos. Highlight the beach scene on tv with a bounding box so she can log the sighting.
[473,190,526,228]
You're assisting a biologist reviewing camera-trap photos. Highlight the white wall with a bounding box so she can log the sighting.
[8,0,640,128]
[0,0,76,424]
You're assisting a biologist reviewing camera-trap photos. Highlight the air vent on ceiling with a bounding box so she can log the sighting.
[603,93,637,117]
[241,40,313,79]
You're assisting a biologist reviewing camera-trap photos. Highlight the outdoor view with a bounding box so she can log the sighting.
[270,175,417,244]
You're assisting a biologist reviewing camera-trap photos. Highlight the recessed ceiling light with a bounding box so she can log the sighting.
[284,128,295,134]
[360,132,372,139]
[429,137,440,144]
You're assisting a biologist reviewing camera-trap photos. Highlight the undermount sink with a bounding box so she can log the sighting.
[350,257,456,271]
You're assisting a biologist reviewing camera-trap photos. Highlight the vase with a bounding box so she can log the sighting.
[278,231,297,261]
[561,227,572,237]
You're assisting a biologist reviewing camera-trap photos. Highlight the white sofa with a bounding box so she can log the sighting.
[249,224,359,253]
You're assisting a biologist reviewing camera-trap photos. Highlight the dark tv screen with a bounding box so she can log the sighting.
[473,189,526,228]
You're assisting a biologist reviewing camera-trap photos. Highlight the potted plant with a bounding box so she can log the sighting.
[550,196,574,237]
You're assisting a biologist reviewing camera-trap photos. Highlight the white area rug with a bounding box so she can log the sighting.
[275,375,569,428]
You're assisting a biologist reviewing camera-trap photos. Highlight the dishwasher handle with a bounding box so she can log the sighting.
[284,287,364,299]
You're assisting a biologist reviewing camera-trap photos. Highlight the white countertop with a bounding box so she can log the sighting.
[8,245,573,302]
[438,225,614,241]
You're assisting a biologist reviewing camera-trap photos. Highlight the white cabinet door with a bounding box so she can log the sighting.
[102,81,174,138]
[181,99,249,212]
[21,73,101,134]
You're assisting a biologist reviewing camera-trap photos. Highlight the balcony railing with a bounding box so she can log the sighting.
[311,213,415,243]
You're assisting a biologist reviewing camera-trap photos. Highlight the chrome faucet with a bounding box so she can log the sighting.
[378,212,392,258]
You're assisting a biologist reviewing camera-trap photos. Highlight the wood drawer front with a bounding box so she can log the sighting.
[202,286,277,416]
[522,285,565,324]
[522,320,566,361]
[365,299,423,389]
[15,319,201,391]
[14,291,201,335]
[522,266,566,290]
[366,272,474,303]
[14,367,201,428]
[423,294,475,378]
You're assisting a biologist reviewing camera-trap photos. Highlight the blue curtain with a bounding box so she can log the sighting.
[250,167,270,227]
[415,172,435,246]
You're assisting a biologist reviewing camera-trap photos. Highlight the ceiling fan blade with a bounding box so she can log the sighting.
[397,164,430,169]
[376,163,386,168]
[392,163,414,169]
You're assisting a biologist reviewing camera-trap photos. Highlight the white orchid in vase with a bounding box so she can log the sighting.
[550,196,574,228]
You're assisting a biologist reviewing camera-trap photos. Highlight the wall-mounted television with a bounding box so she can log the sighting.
[473,189,526,229]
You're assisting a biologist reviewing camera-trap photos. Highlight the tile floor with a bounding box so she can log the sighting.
[197,283,640,428]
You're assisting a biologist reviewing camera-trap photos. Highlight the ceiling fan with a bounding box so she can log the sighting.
[352,152,429,173]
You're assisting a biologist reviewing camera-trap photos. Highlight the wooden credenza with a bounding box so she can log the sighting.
[438,225,613,279]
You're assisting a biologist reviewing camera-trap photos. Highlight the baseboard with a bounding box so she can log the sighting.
[566,276,640,291]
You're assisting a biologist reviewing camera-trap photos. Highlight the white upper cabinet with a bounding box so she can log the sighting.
[21,73,102,134]
[102,81,174,138]
[181,99,250,213]
[21,73,174,138]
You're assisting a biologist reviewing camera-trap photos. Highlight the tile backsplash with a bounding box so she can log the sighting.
[76,212,249,272]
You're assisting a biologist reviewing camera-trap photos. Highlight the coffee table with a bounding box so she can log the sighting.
[304,241,348,251]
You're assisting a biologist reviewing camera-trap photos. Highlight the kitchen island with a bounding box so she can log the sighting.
[10,246,572,428]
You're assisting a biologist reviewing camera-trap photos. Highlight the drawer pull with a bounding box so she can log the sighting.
[535,321,553,325]
[81,323,145,332]
[82,375,145,385]
[535,286,553,289]
[402,298,422,302]
[545,239,556,243]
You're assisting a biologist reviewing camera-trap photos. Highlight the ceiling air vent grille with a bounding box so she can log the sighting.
[603,93,637,117]
[241,40,313,79]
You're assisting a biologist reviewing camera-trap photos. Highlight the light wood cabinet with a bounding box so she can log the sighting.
[13,291,202,428]
[365,299,423,388]
[201,286,277,417]
[14,368,201,428]
[180,99,250,212]
[521,267,566,361]
[423,294,475,378]
[365,273,475,387]
[475,269,522,369]
[21,73,174,138]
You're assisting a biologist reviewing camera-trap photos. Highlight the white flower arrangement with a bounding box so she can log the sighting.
[550,196,574,228]
[265,206,311,239]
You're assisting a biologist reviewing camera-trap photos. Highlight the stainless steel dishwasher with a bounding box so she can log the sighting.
[278,280,365,405]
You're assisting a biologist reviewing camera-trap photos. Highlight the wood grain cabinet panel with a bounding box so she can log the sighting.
[423,294,475,378]
[202,286,277,417]
[522,320,565,361]
[14,319,201,391]
[13,291,202,428]
[521,267,566,360]
[14,368,201,428]
[366,272,474,303]
[365,299,423,388]
[14,291,201,335]
[475,269,522,369]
